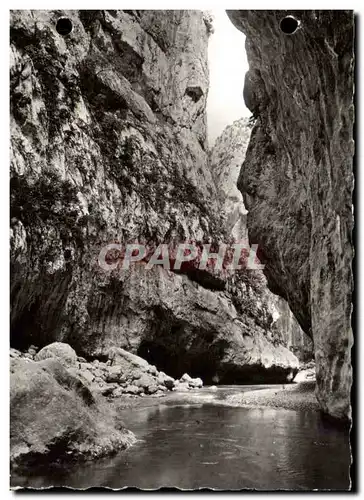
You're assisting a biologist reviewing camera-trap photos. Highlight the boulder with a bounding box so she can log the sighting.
[134,373,157,392]
[112,387,125,398]
[10,348,21,358]
[146,384,159,395]
[181,373,193,383]
[77,369,95,386]
[106,365,122,383]
[92,368,104,379]
[124,385,141,395]
[35,342,77,369]
[157,371,175,390]
[10,358,135,469]
[147,365,158,376]
[176,382,191,392]
[189,377,203,388]
[100,383,118,397]
[94,376,104,386]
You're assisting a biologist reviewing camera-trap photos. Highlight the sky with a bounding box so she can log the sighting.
[206,10,251,146]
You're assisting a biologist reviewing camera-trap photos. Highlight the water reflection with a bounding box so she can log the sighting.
[12,395,350,490]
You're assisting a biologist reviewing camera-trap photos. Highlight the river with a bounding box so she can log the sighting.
[11,385,351,490]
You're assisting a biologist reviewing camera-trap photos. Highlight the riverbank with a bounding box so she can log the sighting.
[111,380,319,415]
[225,381,319,412]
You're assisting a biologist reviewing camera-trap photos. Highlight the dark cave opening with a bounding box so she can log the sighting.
[137,339,298,385]
[137,339,222,383]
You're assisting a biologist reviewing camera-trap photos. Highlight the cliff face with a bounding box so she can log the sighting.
[10,9,215,349]
[210,118,250,240]
[210,117,313,363]
[227,11,354,419]
[10,9,299,383]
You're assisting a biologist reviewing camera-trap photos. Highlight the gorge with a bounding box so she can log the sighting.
[10,9,353,489]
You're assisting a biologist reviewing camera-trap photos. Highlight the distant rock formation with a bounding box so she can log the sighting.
[210,117,313,363]
[210,117,251,241]
[227,10,354,420]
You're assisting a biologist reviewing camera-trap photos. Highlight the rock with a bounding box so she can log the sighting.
[124,385,141,395]
[112,387,124,398]
[24,353,33,359]
[95,376,104,386]
[181,373,193,383]
[176,382,191,392]
[89,383,102,395]
[189,377,203,388]
[134,373,157,391]
[77,357,87,363]
[210,385,218,391]
[10,358,135,469]
[227,10,354,420]
[100,383,118,397]
[294,368,316,384]
[92,368,104,379]
[147,365,158,376]
[106,365,122,383]
[35,342,77,369]
[78,370,95,385]
[157,371,175,390]
[146,384,158,395]
[27,348,37,356]
[10,348,21,358]
[109,348,150,371]
[130,369,142,381]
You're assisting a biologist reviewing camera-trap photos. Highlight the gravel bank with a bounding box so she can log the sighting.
[225,381,319,412]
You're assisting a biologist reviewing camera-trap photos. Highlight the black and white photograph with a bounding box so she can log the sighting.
[9,8,354,491]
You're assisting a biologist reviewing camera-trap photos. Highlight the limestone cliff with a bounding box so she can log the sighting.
[227,10,354,419]
[10,10,299,384]
[210,117,313,362]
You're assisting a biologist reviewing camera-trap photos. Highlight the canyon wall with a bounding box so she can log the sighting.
[10,10,299,384]
[210,117,313,362]
[227,10,354,419]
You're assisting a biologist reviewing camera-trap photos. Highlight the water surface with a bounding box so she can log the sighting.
[11,386,351,490]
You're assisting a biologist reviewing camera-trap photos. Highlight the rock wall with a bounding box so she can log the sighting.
[210,117,251,241]
[10,10,299,384]
[227,10,354,419]
[210,117,313,362]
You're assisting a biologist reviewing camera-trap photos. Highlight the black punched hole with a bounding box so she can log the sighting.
[56,17,73,36]
[280,16,299,35]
